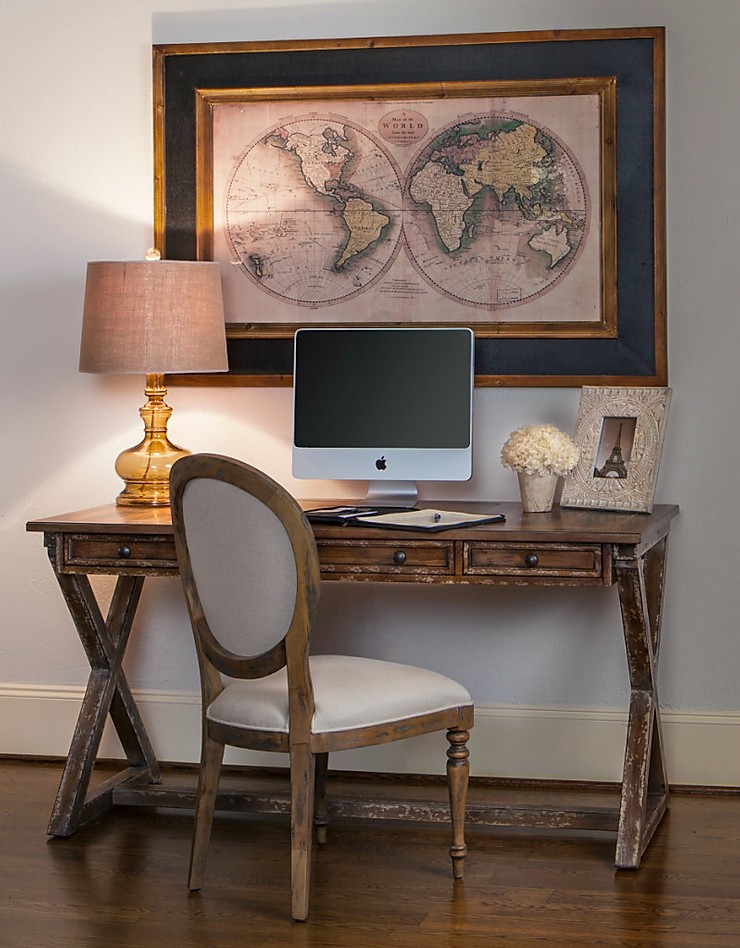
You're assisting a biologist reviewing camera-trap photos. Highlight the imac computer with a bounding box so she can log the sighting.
[292,326,474,506]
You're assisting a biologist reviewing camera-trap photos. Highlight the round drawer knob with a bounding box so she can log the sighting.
[523,552,539,568]
[117,545,132,559]
[392,550,407,566]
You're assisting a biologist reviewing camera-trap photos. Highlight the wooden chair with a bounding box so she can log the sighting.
[170,454,474,921]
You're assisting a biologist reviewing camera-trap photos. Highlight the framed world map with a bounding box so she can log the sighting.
[154,29,666,386]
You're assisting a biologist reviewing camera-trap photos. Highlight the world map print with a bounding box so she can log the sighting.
[212,95,600,326]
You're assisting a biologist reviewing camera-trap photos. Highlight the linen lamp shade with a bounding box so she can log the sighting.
[79,259,228,375]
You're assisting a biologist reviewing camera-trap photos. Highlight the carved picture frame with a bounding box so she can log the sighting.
[560,386,672,513]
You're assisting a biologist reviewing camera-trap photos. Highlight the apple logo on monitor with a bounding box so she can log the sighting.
[375,456,387,471]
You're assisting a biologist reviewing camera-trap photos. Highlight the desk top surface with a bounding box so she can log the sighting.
[27,500,678,548]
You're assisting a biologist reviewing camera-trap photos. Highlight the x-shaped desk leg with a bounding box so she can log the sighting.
[614,536,669,868]
[47,571,162,836]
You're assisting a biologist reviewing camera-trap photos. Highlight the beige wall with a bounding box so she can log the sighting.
[2,0,739,782]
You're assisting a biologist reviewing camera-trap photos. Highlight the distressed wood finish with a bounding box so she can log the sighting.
[40,552,161,837]
[27,497,678,869]
[110,778,624,832]
[614,535,670,868]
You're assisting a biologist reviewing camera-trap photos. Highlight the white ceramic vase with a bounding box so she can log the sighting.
[517,471,559,513]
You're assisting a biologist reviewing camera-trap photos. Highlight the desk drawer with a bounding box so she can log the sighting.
[63,534,178,572]
[463,542,605,581]
[317,538,454,577]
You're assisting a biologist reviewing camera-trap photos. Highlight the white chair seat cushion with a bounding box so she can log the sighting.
[206,654,472,735]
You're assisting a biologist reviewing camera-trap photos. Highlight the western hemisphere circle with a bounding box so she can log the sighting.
[223,116,404,307]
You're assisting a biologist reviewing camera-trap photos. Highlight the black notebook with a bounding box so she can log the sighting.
[305,505,505,531]
[305,505,416,525]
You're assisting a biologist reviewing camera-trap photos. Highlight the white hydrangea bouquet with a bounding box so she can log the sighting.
[500,424,580,512]
[500,423,580,477]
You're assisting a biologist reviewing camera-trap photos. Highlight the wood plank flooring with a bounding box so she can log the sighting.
[1,759,739,947]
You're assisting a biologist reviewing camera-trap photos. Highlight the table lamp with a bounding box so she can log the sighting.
[79,255,228,507]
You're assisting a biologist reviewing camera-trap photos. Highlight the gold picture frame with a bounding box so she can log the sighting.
[153,28,666,386]
[561,386,672,513]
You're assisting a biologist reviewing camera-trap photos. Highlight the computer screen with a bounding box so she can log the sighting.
[292,327,474,505]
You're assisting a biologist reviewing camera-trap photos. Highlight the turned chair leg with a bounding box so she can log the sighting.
[446,727,470,880]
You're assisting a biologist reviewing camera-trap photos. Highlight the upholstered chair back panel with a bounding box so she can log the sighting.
[181,477,297,658]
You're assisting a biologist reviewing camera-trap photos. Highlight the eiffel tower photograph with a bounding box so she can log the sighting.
[593,416,637,478]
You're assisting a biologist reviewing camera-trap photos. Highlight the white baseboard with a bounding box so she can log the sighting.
[2,684,739,787]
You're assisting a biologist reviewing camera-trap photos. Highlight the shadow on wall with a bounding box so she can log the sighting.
[0,164,161,512]
[1,162,295,519]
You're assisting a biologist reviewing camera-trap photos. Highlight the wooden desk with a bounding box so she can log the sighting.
[27,500,678,868]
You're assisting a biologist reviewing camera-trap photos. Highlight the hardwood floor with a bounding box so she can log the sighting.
[2,759,739,947]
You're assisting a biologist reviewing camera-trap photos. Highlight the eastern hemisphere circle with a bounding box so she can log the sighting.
[401,112,591,310]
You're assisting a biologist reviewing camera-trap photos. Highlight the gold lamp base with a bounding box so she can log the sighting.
[114,374,189,507]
